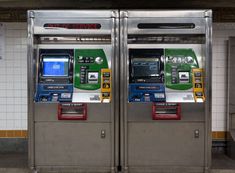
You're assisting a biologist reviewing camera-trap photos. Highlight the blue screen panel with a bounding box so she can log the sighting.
[42,57,69,77]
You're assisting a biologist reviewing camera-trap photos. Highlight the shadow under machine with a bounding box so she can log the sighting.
[120,10,212,173]
[28,10,119,173]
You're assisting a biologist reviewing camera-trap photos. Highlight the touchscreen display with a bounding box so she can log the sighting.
[42,56,69,77]
[132,58,160,77]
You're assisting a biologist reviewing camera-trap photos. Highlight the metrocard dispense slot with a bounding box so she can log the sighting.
[152,103,181,120]
[58,103,87,120]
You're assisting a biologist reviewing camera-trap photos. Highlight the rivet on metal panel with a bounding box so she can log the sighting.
[204,10,212,18]
[121,11,129,18]
[101,130,106,138]
[194,129,200,138]
[29,11,35,18]
[111,11,118,18]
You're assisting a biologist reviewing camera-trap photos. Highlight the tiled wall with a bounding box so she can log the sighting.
[0,23,27,131]
[212,23,235,132]
[0,22,233,133]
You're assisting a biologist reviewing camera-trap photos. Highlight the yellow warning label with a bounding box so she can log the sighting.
[192,68,205,102]
[101,69,111,102]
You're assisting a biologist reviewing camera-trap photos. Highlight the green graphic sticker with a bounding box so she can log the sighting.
[74,49,108,90]
[165,49,199,90]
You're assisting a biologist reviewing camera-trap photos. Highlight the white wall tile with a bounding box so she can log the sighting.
[0,120,6,129]
[212,23,235,132]
[21,120,27,130]
[6,120,14,130]
[14,120,22,130]
[21,113,27,120]
[0,113,6,120]
[0,23,27,130]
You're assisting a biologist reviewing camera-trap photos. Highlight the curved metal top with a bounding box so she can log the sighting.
[28,10,119,35]
[120,10,212,18]
[28,10,119,19]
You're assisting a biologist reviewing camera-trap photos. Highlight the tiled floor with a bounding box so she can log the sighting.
[0,153,28,172]
[0,168,29,173]
[0,153,27,168]
[0,153,234,173]
[212,153,235,170]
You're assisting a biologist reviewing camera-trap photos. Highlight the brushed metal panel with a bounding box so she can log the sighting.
[33,10,117,19]
[181,103,205,121]
[121,10,211,18]
[231,114,235,129]
[35,103,111,122]
[227,132,235,160]
[128,166,204,173]
[228,38,235,118]
[128,122,204,166]
[128,103,205,122]
[31,10,118,35]
[227,37,235,159]
[127,18,206,35]
[35,122,111,166]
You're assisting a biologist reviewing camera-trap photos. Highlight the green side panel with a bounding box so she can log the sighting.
[165,49,199,90]
[74,49,108,90]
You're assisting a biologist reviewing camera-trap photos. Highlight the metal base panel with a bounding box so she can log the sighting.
[227,131,235,160]
[33,103,113,171]
[125,166,206,173]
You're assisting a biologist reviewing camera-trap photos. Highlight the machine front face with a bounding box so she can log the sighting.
[28,10,118,173]
[120,10,212,173]
[35,47,112,103]
[128,42,205,103]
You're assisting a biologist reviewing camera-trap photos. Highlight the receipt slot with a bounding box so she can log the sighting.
[120,10,212,173]
[28,10,119,173]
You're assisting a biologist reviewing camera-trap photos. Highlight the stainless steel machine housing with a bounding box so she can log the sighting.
[28,10,212,173]
[120,10,212,173]
[227,37,235,159]
[28,10,119,173]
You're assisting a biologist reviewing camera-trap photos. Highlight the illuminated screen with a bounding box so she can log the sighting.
[42,56,69,77]
[132,58,160,77]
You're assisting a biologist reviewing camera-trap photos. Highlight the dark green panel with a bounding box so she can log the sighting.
[74,49,108,90]
[165,49,199,90]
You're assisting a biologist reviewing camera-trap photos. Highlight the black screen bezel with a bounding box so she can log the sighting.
[129,49,164,83]
[38,53,73,84]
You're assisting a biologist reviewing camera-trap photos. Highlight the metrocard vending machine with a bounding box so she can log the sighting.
[28,10,119,173]
[120,10,212,173]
